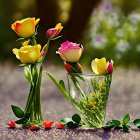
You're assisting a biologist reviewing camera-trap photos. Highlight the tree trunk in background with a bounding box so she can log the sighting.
[36,0,59,43]
[36,0,100,43]
[63,0,100,42]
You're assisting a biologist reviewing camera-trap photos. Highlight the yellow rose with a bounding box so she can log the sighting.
[11,17,40,38]
[91,58,107,74]
[13,44,41,64]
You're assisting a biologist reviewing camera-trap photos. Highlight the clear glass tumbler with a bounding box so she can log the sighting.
[67,73,112,128]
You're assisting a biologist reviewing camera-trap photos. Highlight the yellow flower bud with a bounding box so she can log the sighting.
[11,17,40,38]
[13,44,41,64]
[91,58,107,75]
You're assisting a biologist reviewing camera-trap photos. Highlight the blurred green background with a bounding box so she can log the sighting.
[1,0,140,67]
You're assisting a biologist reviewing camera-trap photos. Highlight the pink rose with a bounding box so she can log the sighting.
[57,41,83,62]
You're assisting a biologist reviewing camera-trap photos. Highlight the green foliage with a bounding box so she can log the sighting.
[16,112,31,124]
[11,105,24,118]
[104,114,131,133]
[122,114,130,125]
[72,114,81,123]
[60,118,73,124]
[87,1,140,67]
[24,66,32,84]
[133,119,140,128]
[59,80,66,91]
[46,72,69,100]
[11,105,31,124]
[60,114,81,129]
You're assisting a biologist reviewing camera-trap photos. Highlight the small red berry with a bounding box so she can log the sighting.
[29,124,40,131]
[56,123,64,129]
[7,121,15,128]
[43,121,54,129]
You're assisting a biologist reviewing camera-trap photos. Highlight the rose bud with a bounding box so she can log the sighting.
[107,60,113,74]
[11,17,40,38]
[91,58,114,75]
[91,58,107,74]
[56,123,64,129]
[46,23,63,39]
[64,63,74,73]
[41,45,47,57]
[13,44,41,64]
[7,121,15,128]
[43,121,54,129]
[29,124,40,131]
[57,41,83,63]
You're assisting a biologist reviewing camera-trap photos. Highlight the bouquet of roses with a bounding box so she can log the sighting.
[47,40,113,128]
[10,17,63,127]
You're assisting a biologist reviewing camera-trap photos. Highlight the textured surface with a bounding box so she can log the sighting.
[0,64,140,140]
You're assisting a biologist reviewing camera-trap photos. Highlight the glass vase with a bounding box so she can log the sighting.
[24,64,43,125]
[67,73,112,128]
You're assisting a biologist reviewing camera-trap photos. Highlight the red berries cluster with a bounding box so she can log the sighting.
[7,121,64,131]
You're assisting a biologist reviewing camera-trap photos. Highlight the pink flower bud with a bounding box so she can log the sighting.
[107,60,113,74]
[46,28,59,39]
[46,23,63,39]
[64,63,74,73]
[41,46,47,57]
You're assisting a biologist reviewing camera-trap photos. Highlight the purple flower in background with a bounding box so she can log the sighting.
[100,0,113,14]
[96,35,103,43]
[95,35,106,44]
[92,35,107,49]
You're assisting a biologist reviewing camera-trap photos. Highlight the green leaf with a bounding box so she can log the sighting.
[133,119,140,127]
[35,65,42,95]
[103,121,115,130]
[67,121,79,129]
[112,120,121,126]
[59,80,66,91]
[122,114,130,125]
[24,66,32,83]
[15,118,28,124]
[103,125,114,130]
[72,114,81,123]
[11,105,24,118]
[123,125,131,133]
[60,118,73,124]
[114,125,122,130]
[18,64,27,67]
[46,72,69,100]
[24,113,31,119]
[22,123,31,128]
[106,120,114,126]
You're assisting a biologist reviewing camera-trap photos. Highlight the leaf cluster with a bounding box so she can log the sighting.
[11,105,30,124]
[60,114,81,128]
